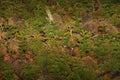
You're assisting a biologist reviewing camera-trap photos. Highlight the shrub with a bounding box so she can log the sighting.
[110,14,120,28]
[2,63,14,80]
[20,64,39,80]
[26,38,44,53]
[78,39,93,54]
[46,53,96,80]
[94,33,120,73]
[68,67,96,80]
[98,26,106,33]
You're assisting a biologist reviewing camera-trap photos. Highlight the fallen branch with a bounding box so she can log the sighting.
[45,6,54,23]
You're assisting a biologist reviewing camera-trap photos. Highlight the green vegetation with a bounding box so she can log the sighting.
[2,63,13,80]
[0,0,120,80]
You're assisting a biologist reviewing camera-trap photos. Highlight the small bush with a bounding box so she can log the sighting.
[2,63,14,80]
[20,64,39,80]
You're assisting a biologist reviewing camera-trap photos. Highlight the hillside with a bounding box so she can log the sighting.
[0,0,120,80]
